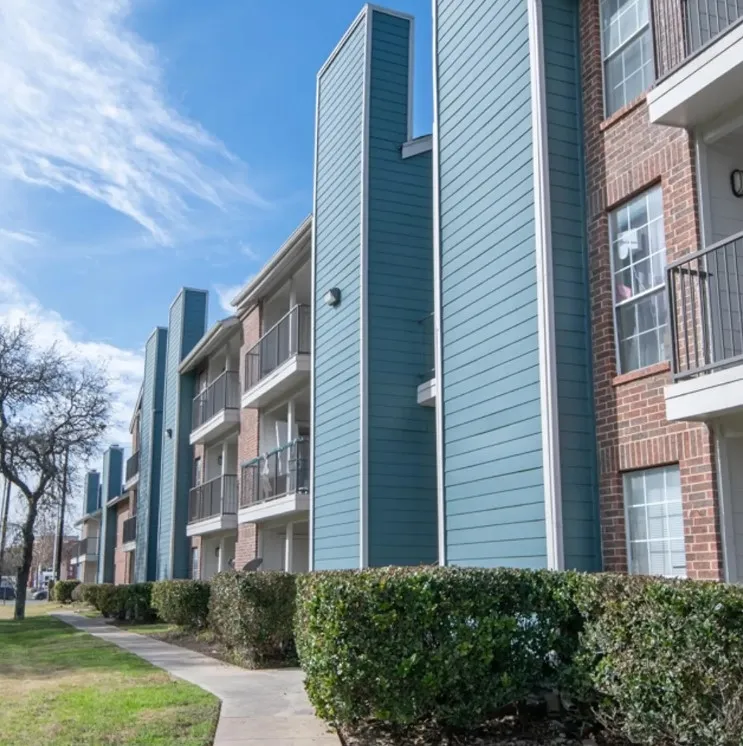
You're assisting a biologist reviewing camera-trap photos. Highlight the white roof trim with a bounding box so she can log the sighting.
[179,317,240,374]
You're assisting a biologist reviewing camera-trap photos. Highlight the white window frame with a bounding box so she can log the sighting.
[609,185,668,374]
[623,465,686,578]
[599,0,655,117]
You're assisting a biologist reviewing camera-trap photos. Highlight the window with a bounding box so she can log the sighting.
[610,186,667,373]
[601,0,654,115]
[624,465,686,577]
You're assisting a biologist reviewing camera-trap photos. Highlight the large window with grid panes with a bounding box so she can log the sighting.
[600,0,655,116]
[624,465,686,577]
[610,185,668,373]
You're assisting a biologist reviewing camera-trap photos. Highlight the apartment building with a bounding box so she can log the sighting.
[71,471,101,582]
[86,2,743,585]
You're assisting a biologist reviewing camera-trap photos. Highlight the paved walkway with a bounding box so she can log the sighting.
[54,612,338,745]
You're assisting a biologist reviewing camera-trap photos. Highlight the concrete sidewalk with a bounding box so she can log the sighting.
[54,612,338,745]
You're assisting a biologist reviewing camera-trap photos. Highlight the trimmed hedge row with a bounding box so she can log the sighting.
[79,582,158,622]
[295,567,743,744]
[151,579,211,629]
[52,579,80,604]
[210,571,296,666]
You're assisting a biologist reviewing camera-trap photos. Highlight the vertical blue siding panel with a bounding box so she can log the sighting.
[437,0,548,568]
[313,15,366,570]
[157,289,207,579]
[85,471,100,516]
[367,10,437,567]
[543,0,601,571]
[97,446,123,583]
[135,327,167,581]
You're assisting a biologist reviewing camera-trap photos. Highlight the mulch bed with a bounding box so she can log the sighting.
[340,715,629,746]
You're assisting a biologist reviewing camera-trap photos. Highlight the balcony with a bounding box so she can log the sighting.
[122,516,136,550]
[242,305,311,409]
[238,438,310,523]
[648,0,743,127]
[70,536,98,565]
[124,450,139,490]
[665,232,743,420]
[186,474,238,536]
[190,370,240,445]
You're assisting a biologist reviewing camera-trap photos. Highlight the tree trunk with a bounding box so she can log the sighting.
[14,497,38,620]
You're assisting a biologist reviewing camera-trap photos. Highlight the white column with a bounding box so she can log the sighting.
[217,536,226,573]
[289,277,297,353]
[284,522,294,573]
[287,397,296,442]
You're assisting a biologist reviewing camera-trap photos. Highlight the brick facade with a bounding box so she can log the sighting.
[113,499,134,585]
[234,304,262,569]
[580,0,723,579]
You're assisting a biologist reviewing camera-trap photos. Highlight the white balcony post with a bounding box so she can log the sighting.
[217,536,226,573]
[287,397,296,442]
[284,521,294,573]
[289,278,297,353]
[220,440,228,512]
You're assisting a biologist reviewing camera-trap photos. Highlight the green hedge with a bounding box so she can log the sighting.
[151,579,210,629]
[578,575,743,745]
[296,567,743,744]
[52,579,80,604]
[210,571,297,666]
[82,582,157,623]
[296,568,580,728]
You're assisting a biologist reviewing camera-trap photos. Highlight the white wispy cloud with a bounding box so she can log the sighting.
[0,228,40,245]
[0,0,266,245]
[0,272,144,451]
[215,277,253,315]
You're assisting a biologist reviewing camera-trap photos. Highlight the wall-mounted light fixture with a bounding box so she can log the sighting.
[166,428,173,438]
[324,288,341,307]
[731,169,743,198]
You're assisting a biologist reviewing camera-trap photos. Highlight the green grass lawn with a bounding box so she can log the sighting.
[0,610,219,745]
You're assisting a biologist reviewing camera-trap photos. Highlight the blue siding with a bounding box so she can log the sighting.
[135,327,167,582]
[84,471,100,516]
[437,0,548,567]
[157,289,206,580]
[367,11,437,567]
[313,15,366,570]
[97,446,123,583]
[544,0,600,571]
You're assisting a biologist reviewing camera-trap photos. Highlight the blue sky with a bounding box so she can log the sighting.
[0,0,433,444]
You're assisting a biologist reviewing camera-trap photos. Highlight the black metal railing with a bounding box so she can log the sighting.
[123,516,137,544]
[667,231,743,380]
[244,305,311,392]
[240,438,310,508]
[192,371,240,431]
[188,474,238,523]
[77,536,98,557]
[652,0,743,79]
[126,451,139,481]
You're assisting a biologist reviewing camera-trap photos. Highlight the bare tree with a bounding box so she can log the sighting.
[0,323,111,619]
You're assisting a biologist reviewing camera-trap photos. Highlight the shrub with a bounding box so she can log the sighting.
[52,579,80,604]
[79,582,158,622]
[210,571,297,666]
[577,575,743,745]
[91,583,126,619]
[295,567,582,728]
[81,583,103,608]
[151,579,210,629]
[70,583,85,603]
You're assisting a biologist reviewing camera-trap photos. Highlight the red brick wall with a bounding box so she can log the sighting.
[580,0,722,579]
[113,499,133,585]
[235,304,262,569]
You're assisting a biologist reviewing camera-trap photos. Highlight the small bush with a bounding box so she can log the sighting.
[70,583,85,603]
[52,579,80,604]
[81,582,158,622]
[210,571,297,666]
[81,583,103,608]
[295,567,580,728]
[151,579,210,629]
[91,583,125,619]
[578,575,743,745]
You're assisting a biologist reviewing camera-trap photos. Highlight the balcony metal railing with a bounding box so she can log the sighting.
[188,474,238,523]
[652,0,743,79]
[77,536,98,557]
[244,305,311,392]
[126,451,139,481]
[667,231,743,380]
[192,370,240,431]
[123,516,137,544]
[240,438,310,508]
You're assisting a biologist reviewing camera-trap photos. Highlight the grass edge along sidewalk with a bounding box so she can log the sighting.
[0,609,219,746]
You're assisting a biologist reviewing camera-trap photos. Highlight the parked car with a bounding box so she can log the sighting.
[0,585,16,600]
[31,589,47,601]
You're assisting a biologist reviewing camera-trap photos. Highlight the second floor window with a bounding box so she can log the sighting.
[601,0,654,116]
[610,186,667,373]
